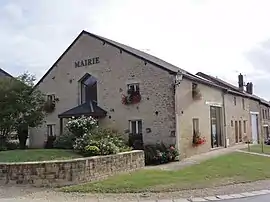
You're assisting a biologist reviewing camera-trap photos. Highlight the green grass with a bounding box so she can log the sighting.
[0,149,82,162]
[61,152,270,193]
[244,144,270,154]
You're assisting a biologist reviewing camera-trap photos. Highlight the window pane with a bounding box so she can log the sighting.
[192,118,199,133]
[138,120,142,134]
[131,121,136,135]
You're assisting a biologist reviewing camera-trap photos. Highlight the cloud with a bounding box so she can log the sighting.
[1,0,270,99]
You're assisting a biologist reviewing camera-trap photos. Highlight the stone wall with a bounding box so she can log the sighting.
[0,150,144,187]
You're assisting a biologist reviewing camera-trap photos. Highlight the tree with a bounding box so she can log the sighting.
[0,72,46,149]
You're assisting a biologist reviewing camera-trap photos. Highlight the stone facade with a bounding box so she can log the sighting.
[0,150,144,187]
[29,30,270,160]
[176,78,224,158]
[224,94,251,146]
[29,32,176,148]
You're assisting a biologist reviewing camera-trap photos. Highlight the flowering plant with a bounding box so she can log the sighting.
[121,88,141,105]
[43,100,56,113]
[192,131,206,147]
[66,116,97,137]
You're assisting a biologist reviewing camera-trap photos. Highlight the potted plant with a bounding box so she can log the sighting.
[192,131,206,147]
[43,100,56,113]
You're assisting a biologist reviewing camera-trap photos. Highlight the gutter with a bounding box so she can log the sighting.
[174,71,183,154]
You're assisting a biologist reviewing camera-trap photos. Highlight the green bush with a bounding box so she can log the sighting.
[144,143,179,165]
[73,128,131,157]
[84,145,101,156]
[6,141,19,150]
[54,132,76,149]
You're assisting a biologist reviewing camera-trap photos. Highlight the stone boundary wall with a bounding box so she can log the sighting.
[0,150,144,187]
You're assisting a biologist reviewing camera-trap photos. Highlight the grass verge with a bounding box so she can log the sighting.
[61,152,270,193]
[0,149,82,162]
[243,144,270,154]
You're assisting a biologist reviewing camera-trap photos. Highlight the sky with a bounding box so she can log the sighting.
[1,0,270,99]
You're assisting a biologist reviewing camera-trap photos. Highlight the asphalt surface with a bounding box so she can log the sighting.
[223,194,270,202]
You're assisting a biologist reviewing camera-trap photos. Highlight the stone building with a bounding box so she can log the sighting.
[0,68,12,78]
[29,30,270,159]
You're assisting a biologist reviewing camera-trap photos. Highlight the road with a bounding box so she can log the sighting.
[0,195,270,201]
[219,194,270,202]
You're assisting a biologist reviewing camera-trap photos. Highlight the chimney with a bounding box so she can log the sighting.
[238,73,244,91]
[246,82,253,94]
[249,82,253,94]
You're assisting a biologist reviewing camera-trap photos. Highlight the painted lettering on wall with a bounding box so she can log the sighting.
[75,57,100,68]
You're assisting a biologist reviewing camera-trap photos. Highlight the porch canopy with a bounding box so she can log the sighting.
[58,101,107,118]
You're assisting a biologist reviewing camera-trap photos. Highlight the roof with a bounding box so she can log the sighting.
[0,68,13,78]
[34,30,184,89]
[58,101,107,118]
[33,30,268,105]
[33,30,233,93]
[196,72,270,106]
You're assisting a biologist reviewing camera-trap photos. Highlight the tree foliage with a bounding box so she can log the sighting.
[0,72,46,148]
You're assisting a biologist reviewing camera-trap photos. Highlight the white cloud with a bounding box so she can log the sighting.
[1,0,270,99]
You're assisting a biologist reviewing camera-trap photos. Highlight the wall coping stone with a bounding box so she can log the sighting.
[0,150,144,165]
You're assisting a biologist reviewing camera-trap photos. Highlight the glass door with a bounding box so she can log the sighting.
[210,106,223,148]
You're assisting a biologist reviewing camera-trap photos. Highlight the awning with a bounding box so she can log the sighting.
[58,101,107,118]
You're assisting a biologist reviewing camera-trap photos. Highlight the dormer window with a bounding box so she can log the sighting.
[80,74,97,104]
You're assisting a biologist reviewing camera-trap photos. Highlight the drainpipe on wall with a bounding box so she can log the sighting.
[174,71,183,153]
[222,90,228,148]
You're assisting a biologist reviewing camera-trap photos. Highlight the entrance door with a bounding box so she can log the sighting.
[210,106,223,148]
[251,114,258,144]
[235,121,238,143]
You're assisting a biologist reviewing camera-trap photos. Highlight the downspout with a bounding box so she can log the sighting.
[174,71,183,154]
[222,89,228,148]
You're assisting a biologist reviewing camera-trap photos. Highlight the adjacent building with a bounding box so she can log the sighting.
[29,30,270,159]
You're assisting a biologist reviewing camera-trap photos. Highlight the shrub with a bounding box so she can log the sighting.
[6,141,19,150]
[44,136,56,149]
[73,128,131,156]
[84,145,100,156]
[66,116,97,137]
[144,143,179,165]
[54,132,76,149]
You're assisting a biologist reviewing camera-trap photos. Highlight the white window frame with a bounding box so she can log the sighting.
[47,94,55,102]
[128,83,140,91]
[129,120,142,134]
[47,124,56,136]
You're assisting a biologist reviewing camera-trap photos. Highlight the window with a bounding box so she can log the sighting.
[46,124,56,136]
[242,98,245,110]
[263,109,265,119]
[243,120,247,133]
[129,120,142,135]
[47,94,55,102]
[192,83,198,90]
[192,118,199,134]
[233,97,237,106]
[128,83,140,92]
[80,74,97,104]
[231,120,234,127]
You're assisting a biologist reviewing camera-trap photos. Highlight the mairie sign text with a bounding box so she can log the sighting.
[75,57,100,68]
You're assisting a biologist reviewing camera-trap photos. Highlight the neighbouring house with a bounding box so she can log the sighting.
[196,72,270,145]
[29,30,270,159]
